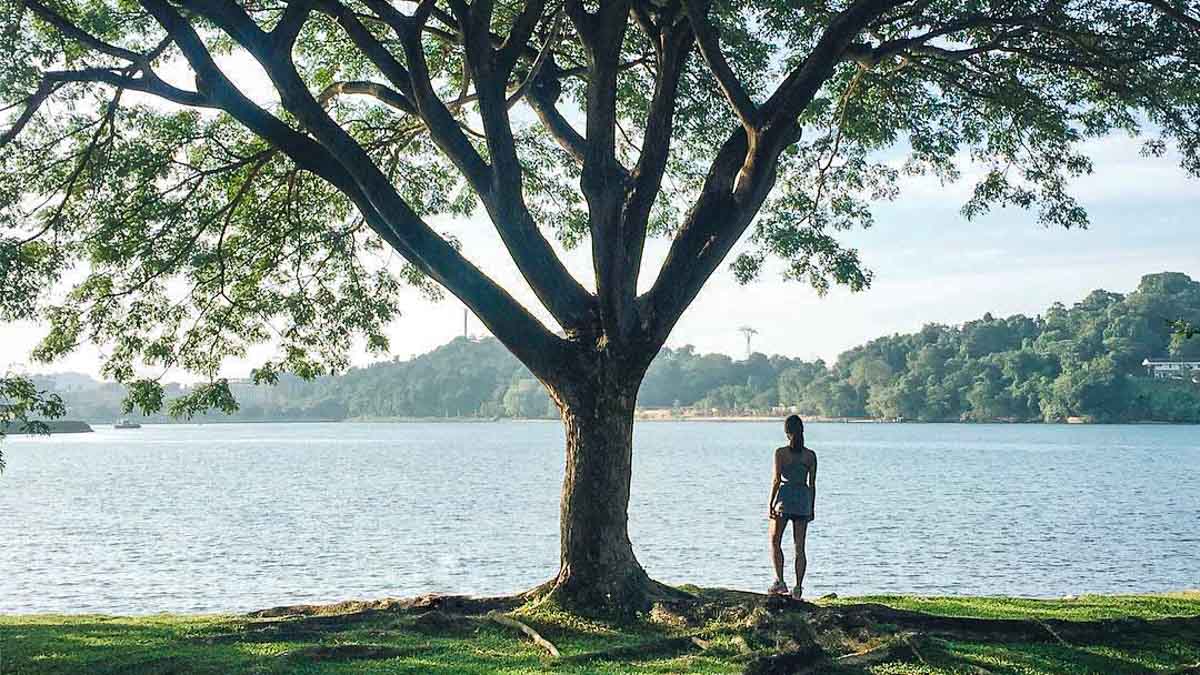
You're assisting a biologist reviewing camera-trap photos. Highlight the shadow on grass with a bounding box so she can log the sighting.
[920,637,1200,675]
[0,618,275,674]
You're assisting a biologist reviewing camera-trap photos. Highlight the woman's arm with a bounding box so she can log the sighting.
[809,450,818,520]
[767,449,782,518]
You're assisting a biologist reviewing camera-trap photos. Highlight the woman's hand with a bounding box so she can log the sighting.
[768,506,780,519]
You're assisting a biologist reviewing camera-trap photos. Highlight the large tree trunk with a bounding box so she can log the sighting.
[540,364,656,615]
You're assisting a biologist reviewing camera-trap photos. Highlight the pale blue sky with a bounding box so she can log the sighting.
[2,132,1197,379]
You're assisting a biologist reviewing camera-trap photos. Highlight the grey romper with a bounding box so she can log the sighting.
[774,453,814,522]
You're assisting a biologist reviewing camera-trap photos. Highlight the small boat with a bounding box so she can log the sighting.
[113,418,142,429]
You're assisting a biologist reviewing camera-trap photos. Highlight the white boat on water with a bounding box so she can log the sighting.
[113,419,142,429]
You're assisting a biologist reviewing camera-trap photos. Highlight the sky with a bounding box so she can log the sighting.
[2,124,1198,380]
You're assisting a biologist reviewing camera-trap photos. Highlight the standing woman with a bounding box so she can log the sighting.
[768,415,817,599]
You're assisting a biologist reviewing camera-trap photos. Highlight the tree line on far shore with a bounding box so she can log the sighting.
[29,272,1200,424]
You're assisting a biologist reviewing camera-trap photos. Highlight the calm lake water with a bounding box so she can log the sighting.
[1,422,1197,614]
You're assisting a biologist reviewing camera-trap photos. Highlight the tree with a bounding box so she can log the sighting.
[964,364,1016,421]
[1048,355,1129,422]
[502,376,553,417]
[1173,320,1199,340]
[866,373,923,420]
[777,363,822,407]
[0,375,67,471]
[4,0,1200,613]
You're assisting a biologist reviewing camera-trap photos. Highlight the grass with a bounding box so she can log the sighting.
[1,592,1197,674]
[826,592,1200,621]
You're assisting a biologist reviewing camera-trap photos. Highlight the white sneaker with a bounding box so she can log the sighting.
[768,580,789,595]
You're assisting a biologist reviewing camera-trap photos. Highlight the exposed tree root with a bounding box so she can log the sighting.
[234,586,1199,672]
[248,592,520,619]
[488,611,561,657]
[409,609,475,635]
[244,589,1200,648]
[1033,617,1070,645]
[664,591,1200,673]
[524,572,697,618]
[834,633,927,668]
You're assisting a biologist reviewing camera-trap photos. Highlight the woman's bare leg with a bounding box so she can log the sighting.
[792,520,809,593]
[769,516,787,584]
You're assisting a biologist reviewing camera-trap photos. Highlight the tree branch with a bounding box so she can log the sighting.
[25,0,146,63]
[1135,0,1200,34]
[616,15,693,340]
[313,0,415,97]
[404,0,597,331]
[568,0,639,339]
[43,68,213,107]
[318,0,595,331]
[527,61,589,164]
[504,8,564,108]
[759,0,907,137]
[641,0,907,353]
[317,80,416,115]
[138,0,572,381]
[33,84,124,245]
[843,14,1036,67]
[0,79,63,147]
[380,1,493,192]
[271,0,313,50]
[525,54,655,168]
[637,130,768,355]
[683,0,757,130]
[498,0,545,72]
[4,0,195,148]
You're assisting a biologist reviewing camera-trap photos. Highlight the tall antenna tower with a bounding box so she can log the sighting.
[738,326,758,359]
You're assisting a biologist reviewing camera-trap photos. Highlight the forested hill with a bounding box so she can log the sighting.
[34,272,1200,423]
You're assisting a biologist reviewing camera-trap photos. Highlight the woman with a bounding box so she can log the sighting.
[767,414,817,599]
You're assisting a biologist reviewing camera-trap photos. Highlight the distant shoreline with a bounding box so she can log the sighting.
[45,416,1198,426]
[1,420,93,434]
[632,415,1196,424]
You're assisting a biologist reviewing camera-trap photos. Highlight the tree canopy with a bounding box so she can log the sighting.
[3,0,1200,407]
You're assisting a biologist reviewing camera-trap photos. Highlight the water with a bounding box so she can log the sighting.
[1,422,1197,614]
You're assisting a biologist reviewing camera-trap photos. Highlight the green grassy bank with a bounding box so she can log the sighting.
[2,591,1197,674]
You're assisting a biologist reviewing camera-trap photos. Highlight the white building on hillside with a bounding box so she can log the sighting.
[1142,359,1200,380]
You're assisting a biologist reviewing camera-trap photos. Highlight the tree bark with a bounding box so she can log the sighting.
[542,361,654,615]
